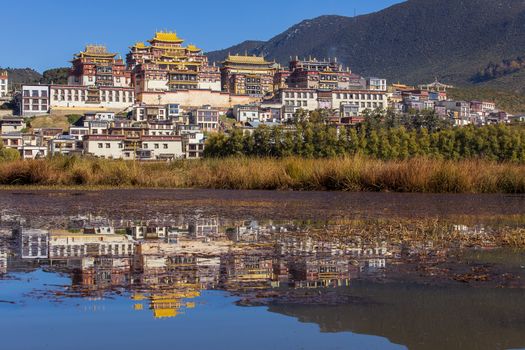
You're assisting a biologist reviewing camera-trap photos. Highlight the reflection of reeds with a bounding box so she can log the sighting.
[282,219,525,249]
[0,156,524,193]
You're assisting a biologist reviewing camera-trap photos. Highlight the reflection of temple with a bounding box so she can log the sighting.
[221,254,274,290]
[2,217,407,319]
[72,257,132,290]
[133,290,199,319]
[288,256,357,288]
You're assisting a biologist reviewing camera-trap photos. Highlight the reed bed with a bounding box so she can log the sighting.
[0,156,524,193]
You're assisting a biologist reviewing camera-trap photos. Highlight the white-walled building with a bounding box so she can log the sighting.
[366,77,387,91]
[50,85,134,110]
[138,135,184,160]
[0,117,25,134]
[147,120,176,136]
[20,85,50,116]
[274,88,387,120]
[179,125,205,159]
[233,104,259,123]
[191,106,220,132]
[48,135,81,156]
[20,145,48,159]
[83,135,127,159]
[0,70,8,98]
[132,103,184,122]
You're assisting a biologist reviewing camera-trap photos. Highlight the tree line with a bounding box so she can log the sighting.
[205,109,525,162]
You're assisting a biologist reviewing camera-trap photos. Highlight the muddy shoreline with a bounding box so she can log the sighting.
[1,189,524,222]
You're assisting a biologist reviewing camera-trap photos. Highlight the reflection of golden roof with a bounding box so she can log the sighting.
[153,308,177,318]
[224,54,270,65]
[150,31,184,43]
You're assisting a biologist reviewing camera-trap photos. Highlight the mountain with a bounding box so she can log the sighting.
[206,0,525,92]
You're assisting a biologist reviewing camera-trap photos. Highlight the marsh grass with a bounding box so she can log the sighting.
[0,156,524,193]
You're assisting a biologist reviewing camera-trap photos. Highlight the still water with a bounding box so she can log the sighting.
[0,190,524,350]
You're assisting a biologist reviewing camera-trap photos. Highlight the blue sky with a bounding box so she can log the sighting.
[3,0,403,72]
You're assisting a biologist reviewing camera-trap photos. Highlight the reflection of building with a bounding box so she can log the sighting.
[288,256,354,288]
[221,254,273,290]
[20,229,49,259]
[73,257,132,289]
[0,245,7,274]
[189,218,219,238]
[48,230,134,259]
[134,290,199,319]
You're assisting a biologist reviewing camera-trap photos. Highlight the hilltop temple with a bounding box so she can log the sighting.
[126,31,221,93]
[68,45,131,88]
[220,54,278,96]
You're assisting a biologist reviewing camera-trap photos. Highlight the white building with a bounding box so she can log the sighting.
[0,117,25,134]
[276,88,388,120]
[367,77,387,91]
[49,85,134,110]
[48,135,80,156]
[147,120,176,136]
[191,106,220,132]
[83,135,127,159]
[20,85,50,116]
[179,125,205,159]
[132,103,184,122]
[20,145,48,159]
[85,112,115,121]
[138,135,184,160]
[0,70,8,98]
[233,105,259,123]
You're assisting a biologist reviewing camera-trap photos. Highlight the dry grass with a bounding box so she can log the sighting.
[0,156,524,193]
[29,115,70,131]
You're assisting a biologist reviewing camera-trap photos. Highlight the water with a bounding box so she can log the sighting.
[0,190,524,350]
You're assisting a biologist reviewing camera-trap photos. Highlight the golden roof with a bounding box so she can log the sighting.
[224,54,270,65]
[150,31,184,43]
[186,44,201,52]
[133,42,147,49]
[78,45,116,58]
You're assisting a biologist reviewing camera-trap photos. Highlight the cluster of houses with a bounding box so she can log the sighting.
[1,30,523,160]
[0,106,208,160]
[388,81,517,126]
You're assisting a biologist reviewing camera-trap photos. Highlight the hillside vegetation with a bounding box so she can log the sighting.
[207,0,525,92]
[448,87,525,114]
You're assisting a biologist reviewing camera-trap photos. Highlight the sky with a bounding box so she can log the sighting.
[2,0,404,72]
